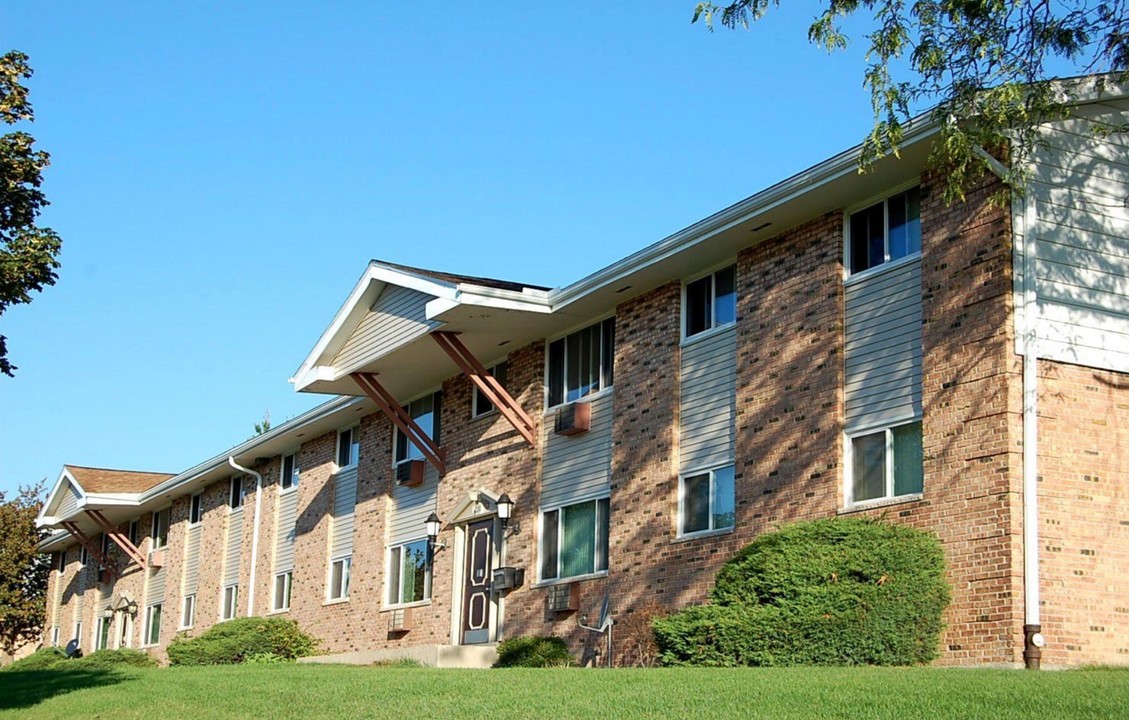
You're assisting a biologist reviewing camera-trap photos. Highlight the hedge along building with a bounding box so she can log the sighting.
[38,77,1129,667]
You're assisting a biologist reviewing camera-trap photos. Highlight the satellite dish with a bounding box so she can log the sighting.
[597,592,612,631]
[64,639,80,658]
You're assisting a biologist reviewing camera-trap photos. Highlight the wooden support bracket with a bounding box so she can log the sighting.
[85,509,147,568]
[60,521,120,581]
[351,372,447,475]
[431,331,537,447]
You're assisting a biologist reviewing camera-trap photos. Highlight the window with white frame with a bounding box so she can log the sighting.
[540,497,610,581]
[229,476,245,510]
[128,519,139,547]
[280,453,299,491]
[387,540,430,606]
[56,549,66,573]
[189,493,203,525]
[273,571,292,612]
[547,318,615,408]
[472,362,508,418]
[73,621,83,650]
[847,421,924,505]
[328,556,351,601]
[394,393,441,465]
[96,616,111,651]
[151,508,170,549]
[51,626,60,647]
[180,594,196,629]
[684,265,737,339]
[337,427,360,469]
[221,584,238,621]
[848,187,921,275]
[79,545,88,565]
[144,604,162,646]
[680,465,736,536]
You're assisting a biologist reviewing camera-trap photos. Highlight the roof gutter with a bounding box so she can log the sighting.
[228,456,264,618]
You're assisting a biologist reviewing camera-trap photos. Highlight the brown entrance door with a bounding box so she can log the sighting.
[462,518,494,644]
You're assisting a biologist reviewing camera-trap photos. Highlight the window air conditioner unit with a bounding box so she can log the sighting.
[554,402,591,436]
[547,583,579,613]
[396,460,425,487]
[388,607,413,633]
[148,549,165,568]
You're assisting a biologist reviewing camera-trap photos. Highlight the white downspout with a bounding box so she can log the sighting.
[1021,193,1043,668]
[229,457,264,618]
[975,145,1043,667]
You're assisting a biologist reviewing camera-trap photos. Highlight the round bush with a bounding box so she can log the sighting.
[493,636,574,668]
[653,518,951,666]
[166,617,319,666]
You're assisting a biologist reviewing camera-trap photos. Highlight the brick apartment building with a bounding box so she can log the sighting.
[36,79,1129,667]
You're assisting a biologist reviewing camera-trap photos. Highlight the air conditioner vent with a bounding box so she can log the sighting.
[554,402,591,436]
[395,460,425,487]
[547,582,579,613]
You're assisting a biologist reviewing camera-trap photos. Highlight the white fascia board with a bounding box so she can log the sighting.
[82,493,143,508]
[39,467,86,522]
[546,117,940,311]
[36,515,62,530]
[425,288,552,320]
[139,395,364,503]
[37,530,72,552]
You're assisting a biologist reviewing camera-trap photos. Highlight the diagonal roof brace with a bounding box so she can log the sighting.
[60,521,121,581]
[351,372,447,475]
[84,509,147,569]
[430,332,537,447]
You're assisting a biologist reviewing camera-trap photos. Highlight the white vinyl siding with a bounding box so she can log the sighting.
[182,523,202,596]
[331,467,358,557]
[388,464,439,546]
[223,503,243,587]
[1014,97,1129,372]
[541,391,613,509]
[274,481,300,574]
[679,326,736,472]
[844,257,923,432]
[56,481,81,518]
[146,564,167,605]
[333,285,441,370]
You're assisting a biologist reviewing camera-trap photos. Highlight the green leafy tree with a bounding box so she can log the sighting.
[1,51,62,376]
[0,481,50,656]
[694,0,1129,201]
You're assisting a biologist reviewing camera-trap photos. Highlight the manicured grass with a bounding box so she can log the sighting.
[2,664,1127,719]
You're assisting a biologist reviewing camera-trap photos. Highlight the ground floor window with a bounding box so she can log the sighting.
[540,497,610,581]
[144,604,162,646]
[273,571,292,612]
[680,465,736,536]
[96,616,111,651]
[848,420,924,504]
[73,621,83,651]
[221,584,238,621]
[328,557,351,601]
[51,626,59,647]
[388,540,430,606]
[180,594,196,629]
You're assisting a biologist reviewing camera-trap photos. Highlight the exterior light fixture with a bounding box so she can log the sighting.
[425,512,445,557]
[496,493,519,537]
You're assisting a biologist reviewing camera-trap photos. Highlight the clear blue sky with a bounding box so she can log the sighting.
[1,2,881,497]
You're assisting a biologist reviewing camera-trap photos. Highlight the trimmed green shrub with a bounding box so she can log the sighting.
[166,618,319,666]
[653,517,951,667]
[71,649,158,669]
[3,646,68,671]
[493,636,574,668]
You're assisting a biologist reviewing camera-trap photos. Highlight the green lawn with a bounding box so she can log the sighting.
[2,664,1127,720]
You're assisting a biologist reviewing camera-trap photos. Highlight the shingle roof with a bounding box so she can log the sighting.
[376,260,550,293]
[64,465,176,494]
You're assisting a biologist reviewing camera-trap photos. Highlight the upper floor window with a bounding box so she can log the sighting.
[547,318,615,408]
[337,427,360,469]
[228,476,244,510]
[472,362,508,418]
[280,453,299,491]
[685,265,736,339]
[848,187,921,275]
[189,493,203,525]
[394,393,441,464]
[151,508,170,549]
[79,545,88,565]
[128,519,139,547]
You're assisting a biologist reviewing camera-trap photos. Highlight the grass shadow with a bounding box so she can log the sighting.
[0,668,133,711]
